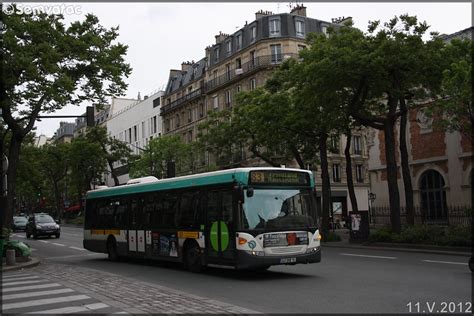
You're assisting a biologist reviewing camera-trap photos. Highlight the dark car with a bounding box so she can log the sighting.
[26,213,61,239]
[12,216,28,232]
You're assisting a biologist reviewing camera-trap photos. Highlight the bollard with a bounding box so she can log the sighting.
[6,249,16,266]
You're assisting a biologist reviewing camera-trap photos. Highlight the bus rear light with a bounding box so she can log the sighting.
[238,237,247,245]
[316,233,322,241]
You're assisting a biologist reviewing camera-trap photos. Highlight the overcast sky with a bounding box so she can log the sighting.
[25,2,471,137]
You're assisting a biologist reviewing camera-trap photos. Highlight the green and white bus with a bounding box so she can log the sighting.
[83,167,321,271]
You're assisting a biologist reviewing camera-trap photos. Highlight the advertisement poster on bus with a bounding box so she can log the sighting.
[155,233,178,257]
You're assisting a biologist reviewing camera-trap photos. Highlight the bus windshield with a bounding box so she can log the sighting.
[241,188,317,230]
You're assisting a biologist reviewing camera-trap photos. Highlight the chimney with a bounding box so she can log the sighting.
[290,4,307,17]
[144,95,148,100]
[169,69,181,78]
[137,92,141,100]
[331,16,353,25]
[215,31,228,44]
[255,9,273,20]
[181,61,192,72]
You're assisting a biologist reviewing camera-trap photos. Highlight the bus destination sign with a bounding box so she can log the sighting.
[249,171,310,186]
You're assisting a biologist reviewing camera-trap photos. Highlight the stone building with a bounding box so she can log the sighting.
[161,6,370,216]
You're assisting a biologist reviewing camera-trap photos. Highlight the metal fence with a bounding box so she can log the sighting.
[370,205,472,226]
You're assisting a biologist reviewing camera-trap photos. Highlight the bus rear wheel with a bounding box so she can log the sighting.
[107,238,119,262]
[185,243,204,273]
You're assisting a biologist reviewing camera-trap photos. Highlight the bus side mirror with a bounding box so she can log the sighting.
[246,187,254,198]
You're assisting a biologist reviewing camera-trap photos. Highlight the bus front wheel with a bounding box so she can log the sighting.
[185,243,204,273]
[107,237,119,262]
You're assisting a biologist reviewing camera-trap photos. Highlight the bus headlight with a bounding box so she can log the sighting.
[306,246,321,254]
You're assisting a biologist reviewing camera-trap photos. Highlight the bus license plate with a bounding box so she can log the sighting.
[280,257,296,264]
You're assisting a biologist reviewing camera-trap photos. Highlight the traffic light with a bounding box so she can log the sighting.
[86,106,95,127]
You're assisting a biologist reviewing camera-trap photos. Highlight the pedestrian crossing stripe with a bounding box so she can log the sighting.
[2,294,91,310]
[2,288,75,300]
[27,302,109,314]
[1,283,62,293]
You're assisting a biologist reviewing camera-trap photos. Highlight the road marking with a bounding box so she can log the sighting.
[422,259,468,265]
[2,294,90,310]
[3,280,42,286]
[28,302,109,314]
[12,234,25,238]
[38,240,49,243]
[52,243,65,247]
[69,246,86,251]
[340,253,397,260]
[1,275,40,282]
[2,288,75,300]
[48,253,102,259]
[2,273,34,279]
[1,283,62,293]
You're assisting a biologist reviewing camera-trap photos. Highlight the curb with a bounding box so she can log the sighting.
[1,257,41,272]
[322,243,471,257]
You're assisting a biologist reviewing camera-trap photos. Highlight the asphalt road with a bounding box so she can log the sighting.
[9,226,473,314]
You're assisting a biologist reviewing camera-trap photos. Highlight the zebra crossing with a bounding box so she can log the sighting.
[1,272,127,314]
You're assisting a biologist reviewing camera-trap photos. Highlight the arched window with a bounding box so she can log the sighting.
[420,170,447,223]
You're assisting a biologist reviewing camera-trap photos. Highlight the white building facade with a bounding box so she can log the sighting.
[105,90,164,186]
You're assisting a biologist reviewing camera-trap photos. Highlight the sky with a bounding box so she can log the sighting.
[16,2,471,137]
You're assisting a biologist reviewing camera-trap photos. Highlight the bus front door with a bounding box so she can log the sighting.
[206,190,235,264]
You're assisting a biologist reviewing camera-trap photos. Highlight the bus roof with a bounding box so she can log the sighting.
[86,167,314,199]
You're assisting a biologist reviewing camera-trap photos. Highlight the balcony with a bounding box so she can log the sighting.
[161,88,204,115]
[206,53,298,93]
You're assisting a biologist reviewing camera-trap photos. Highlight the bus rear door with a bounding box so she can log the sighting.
[206,189,235,265]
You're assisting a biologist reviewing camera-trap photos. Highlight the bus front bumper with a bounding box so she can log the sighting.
[235,247,321,270]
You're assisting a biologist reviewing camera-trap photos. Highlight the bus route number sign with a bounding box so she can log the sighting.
[249,171,309,186]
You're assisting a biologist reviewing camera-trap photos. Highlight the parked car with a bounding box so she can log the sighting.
[12,216,28,232]
[26,213,60,239]
[469,256,474,272]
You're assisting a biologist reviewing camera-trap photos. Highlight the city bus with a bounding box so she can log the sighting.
[83,167,321,271]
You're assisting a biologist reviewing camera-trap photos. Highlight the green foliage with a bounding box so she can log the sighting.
[369,225,472,247]
[68,216,84,226]
[129,135,195,178]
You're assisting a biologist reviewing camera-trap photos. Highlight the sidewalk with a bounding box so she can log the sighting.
[1,256,41,272]
[323,229,472,257]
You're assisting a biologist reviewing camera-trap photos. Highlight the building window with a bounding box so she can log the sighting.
[332,164,341,182]
[235,58,242,69]
[297,44,306,52]
[214,48,220,62]
[269,18,281,36]
[199,103,205,117]
[226,40,232,55]
[153,116,157,134]
[165,119,170,132]
[420,170,447,222]
[321,25,328,36]
[226,64,231,80]
[176,114,180,128]
[134,126,138,142]
[296,20,305,37]
[250,50,256,67]
[213,95,219,109]
[270,44,282,63]
[188,108,192,123]
[188,130,193,143]
[225,90,231,106]
[250,25,257,42]
[250,78,256,91]
[167,98,171,105]
[353,135,362,155]
[236,85,241,93]
[356,165,364,183]
[236,33,242,50]
[141,121,145,138]
[329,136,340,154]
[153,97,161,108]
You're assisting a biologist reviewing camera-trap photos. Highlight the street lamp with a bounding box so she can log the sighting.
[368,192,376,224]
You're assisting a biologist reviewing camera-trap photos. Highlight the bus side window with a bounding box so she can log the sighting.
[222,191,233,223]
[162,193,178,227]
[177,191,194,228]
[207,191,219,223]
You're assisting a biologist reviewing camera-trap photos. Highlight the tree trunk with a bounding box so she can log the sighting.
[399,99,415,225]
[5,135,23,229]
[0,138,7,235]
[107,159,120,186]
[53,180,62,221]
[384,121,402,233]
[345,131,359,213]
[319,132,331,238]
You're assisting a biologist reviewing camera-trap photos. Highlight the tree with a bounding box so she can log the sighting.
[69,137,107,208]
[430,38,472,141]
[0,6,131,229]
[129,135,192,179]
[86,126,133,186]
